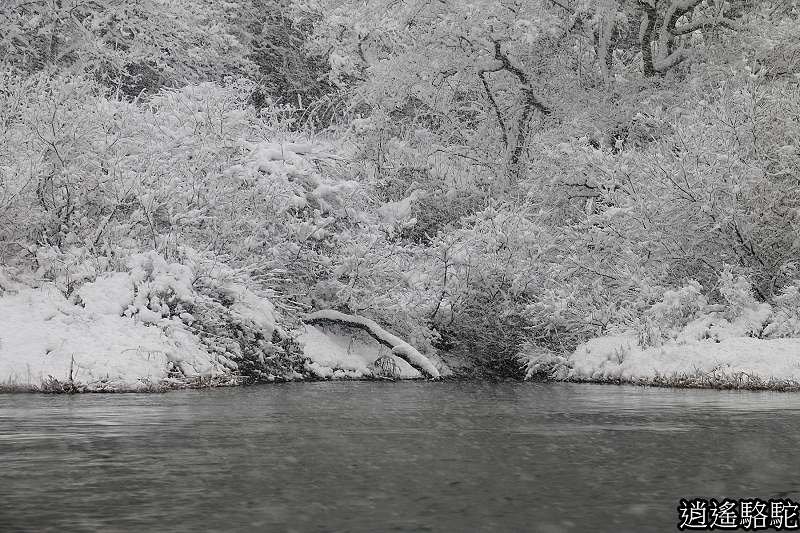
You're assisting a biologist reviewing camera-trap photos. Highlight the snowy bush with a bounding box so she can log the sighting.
[763,285,800,339]
[637,281,707,347]
[718,266,759,319]
[124,252,195,324]
[522,348,571,381]
[523,270,644,356]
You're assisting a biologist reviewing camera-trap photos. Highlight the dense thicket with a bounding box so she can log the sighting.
[1,0,798,377]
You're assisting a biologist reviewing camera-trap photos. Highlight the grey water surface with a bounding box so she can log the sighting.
[2,382,800,532]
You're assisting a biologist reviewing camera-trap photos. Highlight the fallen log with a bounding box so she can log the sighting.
[304,310,441,379]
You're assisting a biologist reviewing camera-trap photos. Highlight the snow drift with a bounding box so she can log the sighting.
[525,279,800,390]
[0,286,228,391]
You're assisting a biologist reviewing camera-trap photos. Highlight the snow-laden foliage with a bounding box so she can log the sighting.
[1,0,799,385]
[637,281,707,348]
[0,0,251,95]
[0,74,370,386]
[763,285,800,339]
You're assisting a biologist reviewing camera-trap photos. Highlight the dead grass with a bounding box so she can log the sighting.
[0,374,244,394]
[563,368,800,392]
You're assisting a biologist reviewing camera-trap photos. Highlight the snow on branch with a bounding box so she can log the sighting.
[670,16,740,36]
[488,39,551,117]
[639,0,739,77]
[304,310,441,379]
[481,38,552,176]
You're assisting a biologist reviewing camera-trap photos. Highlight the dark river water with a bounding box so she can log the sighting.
[2,382,800,532]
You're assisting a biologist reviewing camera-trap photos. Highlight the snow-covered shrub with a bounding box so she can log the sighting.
[124,252,195,324]
[64,248,306,382]
[718,266,759,319]
[33,245,116,296]
[74,272,134,316]
[763,285,800,338]
[524,288,603,354]
[325,228,439,355]
[396,184,484,245]
[522,347,571,381]
[637,281,707,347]
[181,292,304,383]
[0,267,19,295]
[687,268,772,340]
[421,207,548,377]
[155,251,305,382]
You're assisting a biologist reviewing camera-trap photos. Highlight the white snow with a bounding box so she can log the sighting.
[566,334,800,386]
[535,303,800,388]
[304,309,441,378]
[298,324,422,379]
[0,286,228,391]
[221,281,278,338]
[378,190,424,226]
[526,278,800,389]
[74,272,133,315]
[128,251,195,302]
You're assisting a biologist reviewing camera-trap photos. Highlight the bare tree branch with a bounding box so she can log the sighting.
[478,69,508,149]
[488,39,551,173]
[639,0,741,76]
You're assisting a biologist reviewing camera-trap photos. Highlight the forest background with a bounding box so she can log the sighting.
[1,0,798,380]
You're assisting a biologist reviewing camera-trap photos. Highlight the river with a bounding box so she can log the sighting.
[2,382,800,532]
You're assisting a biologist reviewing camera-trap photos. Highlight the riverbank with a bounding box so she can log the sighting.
[0,272,445,392]
[3,270,800,393]
[524,295,800,392]
[527,335,800,392]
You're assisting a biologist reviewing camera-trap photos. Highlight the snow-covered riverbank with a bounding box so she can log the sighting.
[3,262,798,393]
[538,335,800,391]
[525,282,800,391]
[0,263,442,392]
[0,286,232,392]
[4,277,799,392]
